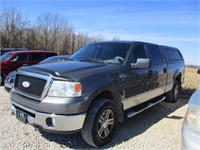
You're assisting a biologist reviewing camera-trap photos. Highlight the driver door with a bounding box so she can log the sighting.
[8,53,29,72]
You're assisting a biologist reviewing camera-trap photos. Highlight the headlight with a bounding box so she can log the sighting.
[183,106,200,132]
[48,81,82,97]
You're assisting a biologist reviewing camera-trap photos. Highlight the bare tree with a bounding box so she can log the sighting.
[0,8,104,54]
[61,24,74,54]
[0,8,29,48]
[37,13,67,52]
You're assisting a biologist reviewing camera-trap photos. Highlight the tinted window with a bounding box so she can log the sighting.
[163,48,183,61]
[131,45,147,63]
[31,53,43,61]
[15,54,28,61]
[45,53,57,58]
[148,45,163,65]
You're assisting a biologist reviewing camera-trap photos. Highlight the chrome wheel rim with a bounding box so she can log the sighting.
[97,109,114,139]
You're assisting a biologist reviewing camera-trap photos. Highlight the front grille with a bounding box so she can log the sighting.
[15,74,47,99]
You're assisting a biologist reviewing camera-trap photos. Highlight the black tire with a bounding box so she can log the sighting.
[165,80,181,103]
[0,73,5,86]
[81,99,117,147]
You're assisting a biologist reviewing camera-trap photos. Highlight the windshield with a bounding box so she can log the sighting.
[70,42,131,64]
[0,52,12,61]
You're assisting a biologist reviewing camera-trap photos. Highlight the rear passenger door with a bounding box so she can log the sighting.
[145,44,167,93]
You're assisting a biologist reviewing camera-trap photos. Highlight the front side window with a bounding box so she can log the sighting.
[14,54,28,62]
[131,45,148,63]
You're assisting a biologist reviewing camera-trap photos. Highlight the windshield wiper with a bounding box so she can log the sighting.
[79,59,105,64]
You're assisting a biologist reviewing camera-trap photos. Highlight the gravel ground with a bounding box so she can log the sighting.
[0,86,190,150]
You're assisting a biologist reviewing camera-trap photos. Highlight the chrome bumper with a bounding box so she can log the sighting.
[182,125,200,150]
[11,101,86,132]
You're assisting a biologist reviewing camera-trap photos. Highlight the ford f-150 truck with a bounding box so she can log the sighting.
[10,41,185,147]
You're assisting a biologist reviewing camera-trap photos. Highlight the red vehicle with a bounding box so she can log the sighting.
[0,50,57,85]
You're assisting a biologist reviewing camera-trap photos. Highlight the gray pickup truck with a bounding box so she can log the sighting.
[10,41,185,147]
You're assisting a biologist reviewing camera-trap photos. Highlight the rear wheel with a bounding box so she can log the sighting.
[0,73,5,86]
[165,80,181,103]
[81,99,117,147]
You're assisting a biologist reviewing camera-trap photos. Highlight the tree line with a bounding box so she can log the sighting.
[0,8,105,55]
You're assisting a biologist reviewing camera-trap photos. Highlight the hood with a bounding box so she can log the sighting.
[19,61,117,80]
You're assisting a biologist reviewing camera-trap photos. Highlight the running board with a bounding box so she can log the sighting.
[126,96,166,118]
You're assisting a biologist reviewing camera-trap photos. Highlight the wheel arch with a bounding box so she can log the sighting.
[173,71,183,84]
[86,89,124,123]
[0,71,6,85]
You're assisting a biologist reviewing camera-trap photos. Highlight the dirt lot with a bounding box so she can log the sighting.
[0,88,190,150]
[0,68,198,150]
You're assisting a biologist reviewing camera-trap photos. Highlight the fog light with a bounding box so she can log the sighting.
[46,117,56,127]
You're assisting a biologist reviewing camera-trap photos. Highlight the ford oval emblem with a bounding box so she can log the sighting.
[22,81,31,88]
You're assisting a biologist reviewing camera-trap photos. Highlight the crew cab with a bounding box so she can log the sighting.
[10,41,185,147]
[0,50,57,85]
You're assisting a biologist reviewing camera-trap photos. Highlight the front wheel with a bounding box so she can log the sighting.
[165,80,181,103]
[81,99,117,147]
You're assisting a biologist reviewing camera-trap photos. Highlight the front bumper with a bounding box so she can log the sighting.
[182,124,200,150]
[11,100,86,132]
[11,90,88,114]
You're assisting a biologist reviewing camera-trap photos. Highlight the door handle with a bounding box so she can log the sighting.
[163,68,167,73]
[23,64,28,66]
[148,70,153,75]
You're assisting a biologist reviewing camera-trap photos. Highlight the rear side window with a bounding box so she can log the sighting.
[45,53,57,58]
[31,53,43,61]
[148,45,164,65]
[163,48,183,61]
[131,45,148,63]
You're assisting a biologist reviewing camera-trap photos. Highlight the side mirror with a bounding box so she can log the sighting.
[11,57,18,62]
[131,58,150,69]
[198,69,200,74]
